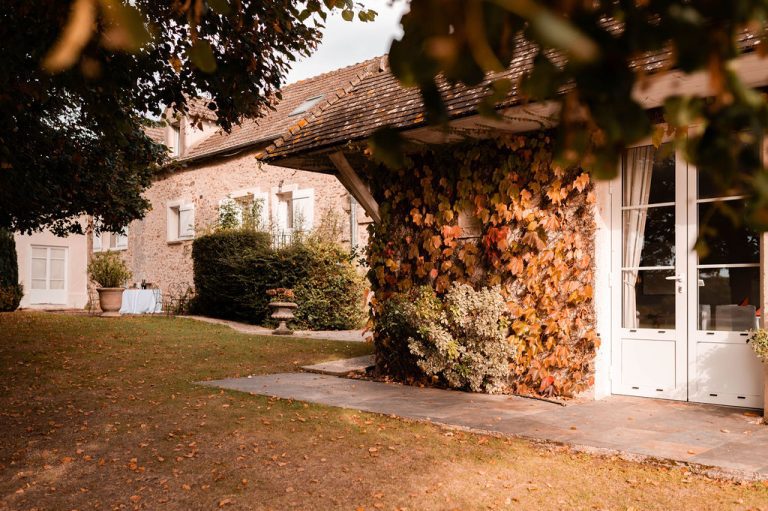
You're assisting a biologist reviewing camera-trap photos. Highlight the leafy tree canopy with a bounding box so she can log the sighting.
[0,0,375,235]
[387,0,768,228]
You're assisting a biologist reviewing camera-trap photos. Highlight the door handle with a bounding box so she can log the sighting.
[665,274,685,293]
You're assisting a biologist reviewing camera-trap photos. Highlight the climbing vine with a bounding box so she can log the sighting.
[365,133,599,398]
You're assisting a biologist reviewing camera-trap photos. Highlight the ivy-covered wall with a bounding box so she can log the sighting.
[365,133,599,398]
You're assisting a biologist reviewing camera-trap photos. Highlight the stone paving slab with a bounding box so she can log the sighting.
[181,315,368,342]
[301,355,374,375]
[200,372,768,480]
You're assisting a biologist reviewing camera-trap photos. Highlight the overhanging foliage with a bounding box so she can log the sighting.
[387,1,768,229]
[0,1,375,235]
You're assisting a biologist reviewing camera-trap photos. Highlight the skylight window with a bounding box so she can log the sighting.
[288,95,324,117]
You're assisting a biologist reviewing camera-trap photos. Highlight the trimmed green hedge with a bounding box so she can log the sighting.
[0,228,23,311]
[191,230,365,329]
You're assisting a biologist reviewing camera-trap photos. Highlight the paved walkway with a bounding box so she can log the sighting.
[201,372,768,480]
[301,355,374,375]
[181,315,367,342]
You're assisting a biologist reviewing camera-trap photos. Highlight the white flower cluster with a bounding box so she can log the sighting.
[749,328,768,363]
[407,283,515,393]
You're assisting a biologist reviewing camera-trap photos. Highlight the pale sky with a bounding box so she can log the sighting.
[284,0,409,84]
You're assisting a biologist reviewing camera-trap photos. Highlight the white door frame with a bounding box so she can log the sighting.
[610,139,688,401]
[685,160,764,409]
[28,245,68,305]
[609,134,764,407]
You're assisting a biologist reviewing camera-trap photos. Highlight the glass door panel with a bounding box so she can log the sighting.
[614,143,688,401]
[689,162,764,407]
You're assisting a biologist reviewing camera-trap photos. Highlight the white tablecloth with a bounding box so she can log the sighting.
[120,289,163,314]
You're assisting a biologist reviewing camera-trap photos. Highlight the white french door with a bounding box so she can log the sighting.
[612,143,688,400]
[611,141,764,407]
[29,245,68,305]
[686,165,764,408]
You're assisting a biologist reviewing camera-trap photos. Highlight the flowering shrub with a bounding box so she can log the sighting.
[266,288,295,302]
[749,328,768,363]
[379,283,515,393]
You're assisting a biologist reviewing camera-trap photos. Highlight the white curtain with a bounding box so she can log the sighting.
[622,146,655,328]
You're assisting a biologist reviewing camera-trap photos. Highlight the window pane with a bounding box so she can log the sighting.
[622,143,675,206]
[697,137,757,198]
[698,172,747,199]
[697,200,759,265]
[698,267,760,331]
[50,258,65,280]
[50,248,65,260]
[622,269,676,329]
[292,197,309,230]
[32,247,46,259]
[31,278,47,290]
[31,258,47,280]
[179,209,193,237]
[622,206,675,268]
[49,279,65,290]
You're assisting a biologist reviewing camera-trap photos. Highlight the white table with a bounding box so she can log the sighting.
[120,289,163,314]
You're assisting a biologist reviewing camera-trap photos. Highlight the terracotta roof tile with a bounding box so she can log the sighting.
[144,125,166,144]
[179,57,383,161]
[265,28,761,161]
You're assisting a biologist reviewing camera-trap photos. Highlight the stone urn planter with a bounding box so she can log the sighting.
[97,287,125,317]
[88,250,132,318]
[269,301,298,335]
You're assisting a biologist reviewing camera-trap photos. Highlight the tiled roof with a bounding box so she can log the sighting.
[179,57,383,162]
[264,29,762,161]
[263,48,536,160]
[185,98,218,122]
[144,125,166,144]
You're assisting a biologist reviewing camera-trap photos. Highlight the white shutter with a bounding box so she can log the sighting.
[292,188,314,231]
[253,192,268,229]
[115,228,128,249]
[93,231,102,252]
[179,204,195,238]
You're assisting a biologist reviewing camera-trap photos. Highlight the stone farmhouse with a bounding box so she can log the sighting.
[258,45,768,410]
[103,60,380,294]
[13,32,768,412]
[15,60,379,308]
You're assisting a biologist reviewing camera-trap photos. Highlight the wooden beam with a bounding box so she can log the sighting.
[328,151,381,223]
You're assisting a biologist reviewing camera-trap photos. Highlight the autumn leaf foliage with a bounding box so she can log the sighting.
[367,134,598,398]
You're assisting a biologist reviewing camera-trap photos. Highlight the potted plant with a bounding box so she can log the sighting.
[266,288,297,335]
[88,251,132,317]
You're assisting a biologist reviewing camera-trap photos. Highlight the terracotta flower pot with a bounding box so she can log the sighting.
[269,301,297,335]
[97,287,125,317]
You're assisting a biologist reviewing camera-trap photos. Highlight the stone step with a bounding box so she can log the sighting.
[301,355,374,376]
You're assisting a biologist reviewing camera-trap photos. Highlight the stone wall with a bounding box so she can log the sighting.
[107,149,370,296]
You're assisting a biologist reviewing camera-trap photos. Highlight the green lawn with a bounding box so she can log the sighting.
[1,312,766,510]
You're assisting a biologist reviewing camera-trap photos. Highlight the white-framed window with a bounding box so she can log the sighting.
[275,188,314,232]
[171,124,182,157]
[167,201,195,242]
[92,221,128,252]
[29,245,68,304]
[93,230,103,252]
[218,189,268,230]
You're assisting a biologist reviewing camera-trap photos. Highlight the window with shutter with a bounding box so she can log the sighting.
[93,230,102,252]
[292,188,314,231]
[178,204,195,239]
